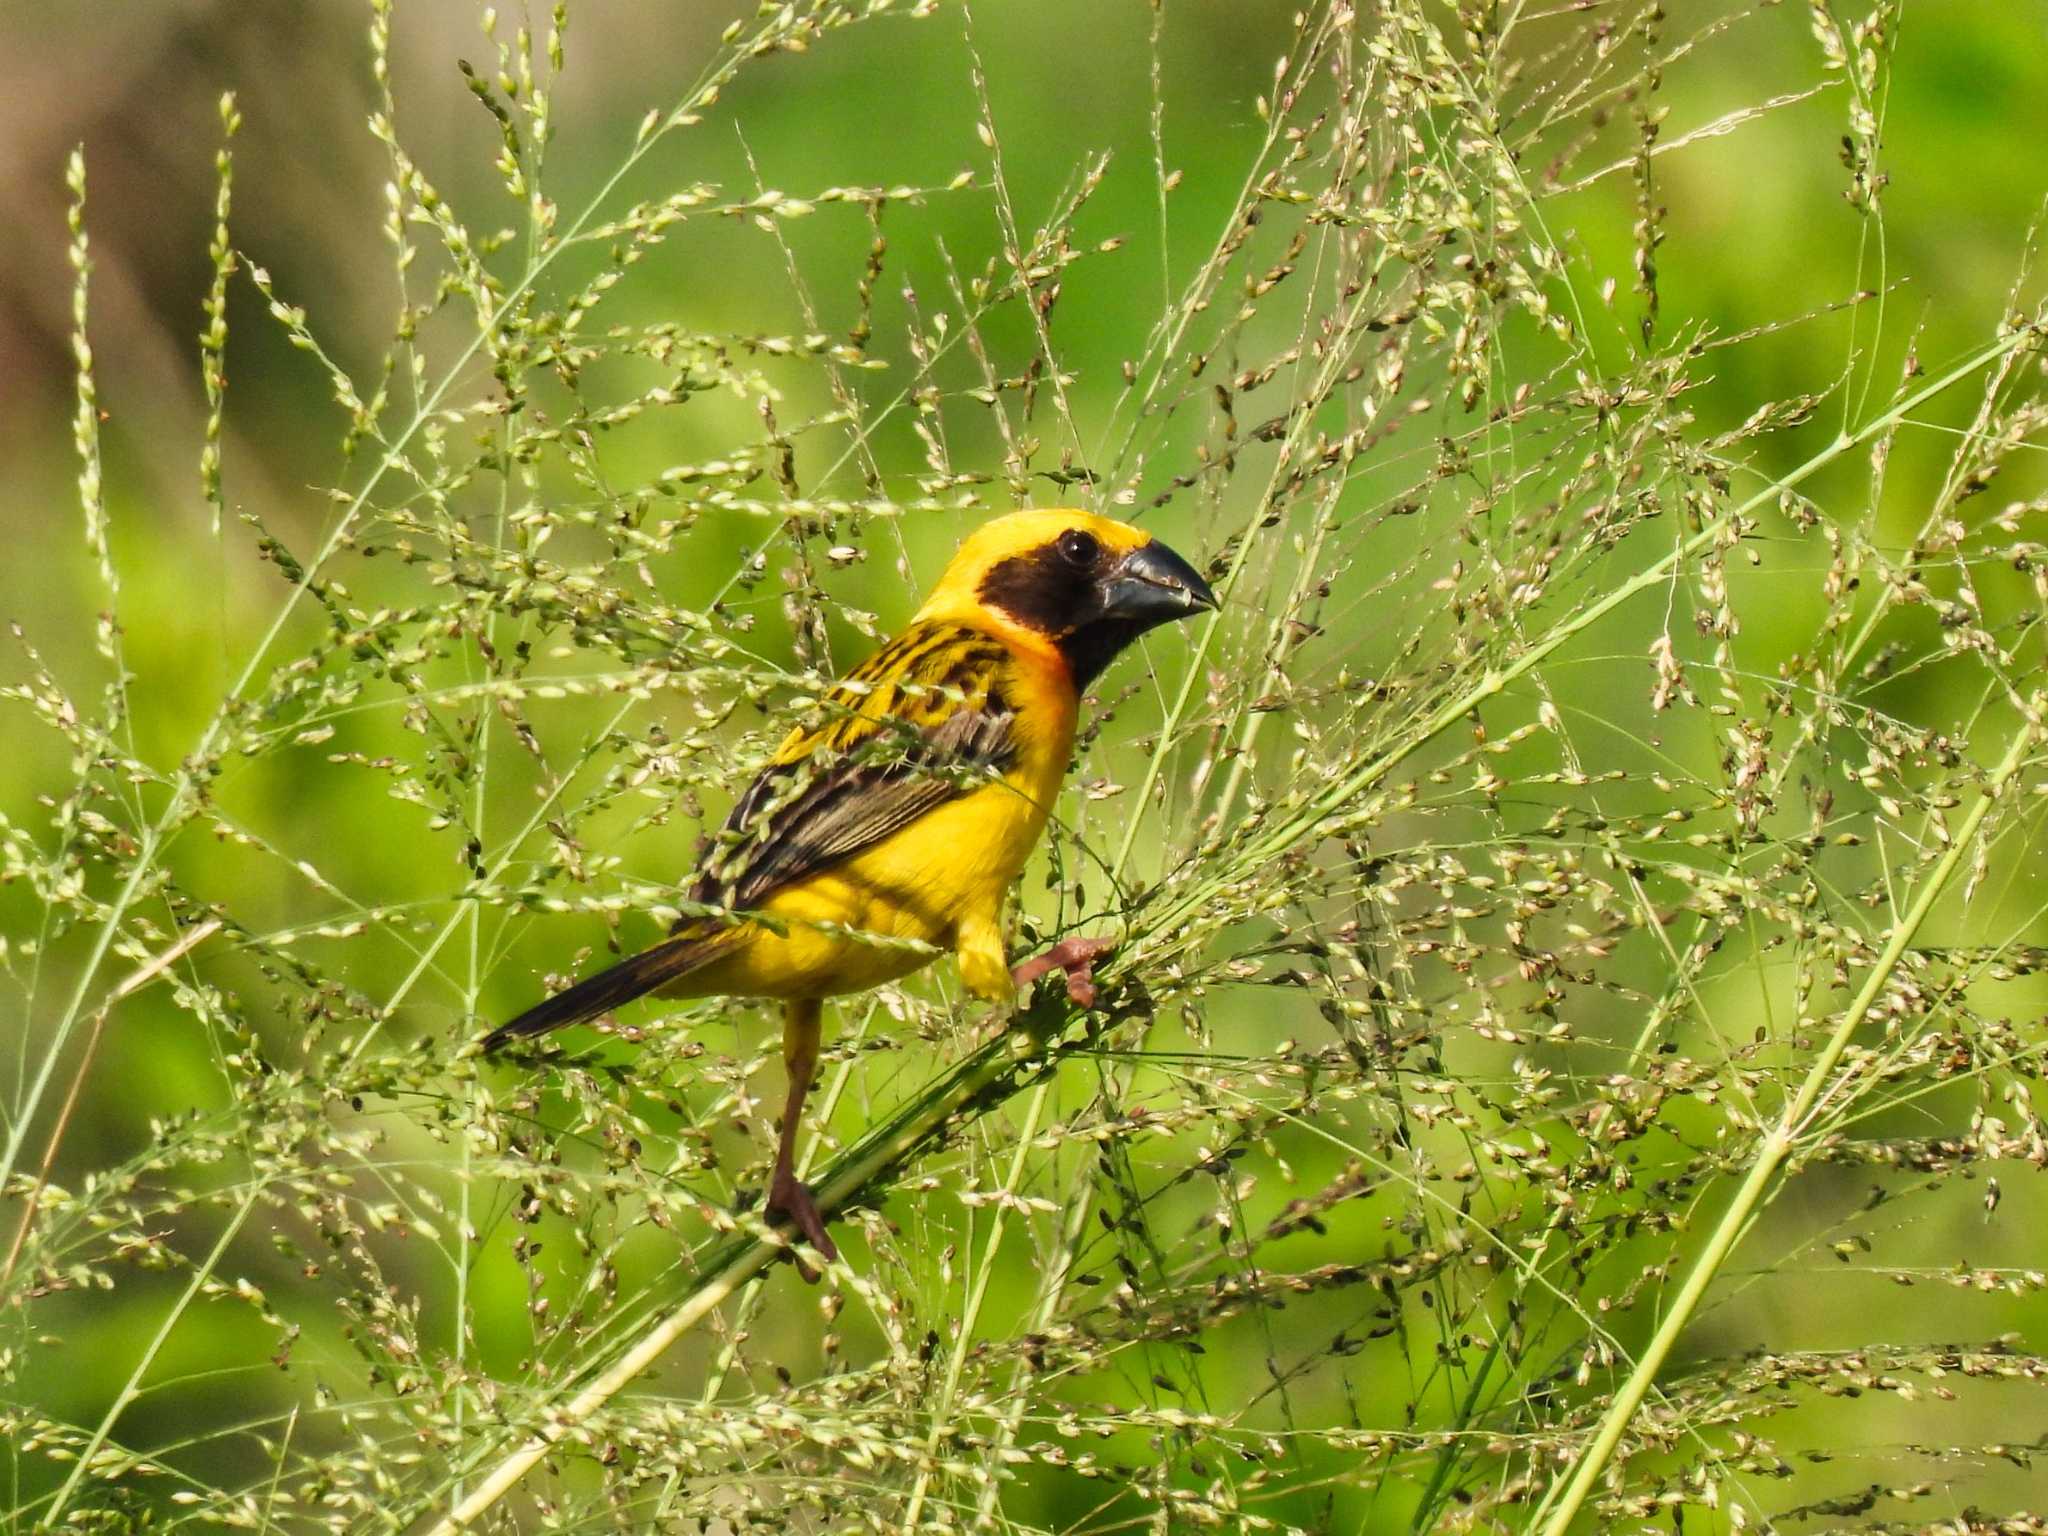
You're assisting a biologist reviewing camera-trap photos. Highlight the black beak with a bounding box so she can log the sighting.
[1103,539,1219,627]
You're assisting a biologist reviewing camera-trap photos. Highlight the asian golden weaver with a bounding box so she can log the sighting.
[483,510,1218,1264]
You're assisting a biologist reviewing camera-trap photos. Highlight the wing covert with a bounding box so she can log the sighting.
[688,623,1020,913]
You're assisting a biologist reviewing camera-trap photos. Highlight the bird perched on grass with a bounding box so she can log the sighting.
[484,509,1217,1267]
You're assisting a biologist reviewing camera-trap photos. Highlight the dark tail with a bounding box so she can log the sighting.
[482,926,731,1053]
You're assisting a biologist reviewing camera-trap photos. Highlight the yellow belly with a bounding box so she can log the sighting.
[666,771,1060,1001]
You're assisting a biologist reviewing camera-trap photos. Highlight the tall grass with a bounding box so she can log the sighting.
[6,2,2048,1532]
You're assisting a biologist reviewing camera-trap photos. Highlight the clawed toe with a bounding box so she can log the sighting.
[766,1169,839,1277]
[1012,935,1117,1009]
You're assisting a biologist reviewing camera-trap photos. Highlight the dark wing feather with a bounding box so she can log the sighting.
[483,622,1017,1052]
[702,707,1016,909]
[689,621,1019,911]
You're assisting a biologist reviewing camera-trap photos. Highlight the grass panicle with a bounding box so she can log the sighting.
[5,2,2048,1532]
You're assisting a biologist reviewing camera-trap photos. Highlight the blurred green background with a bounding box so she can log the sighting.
[5,1,2048,1530]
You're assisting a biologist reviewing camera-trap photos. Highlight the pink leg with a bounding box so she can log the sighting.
[765,999,838,1279]
[1011,936,1117,1009]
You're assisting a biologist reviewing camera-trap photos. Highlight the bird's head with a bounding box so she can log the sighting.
[916,509,1219,687]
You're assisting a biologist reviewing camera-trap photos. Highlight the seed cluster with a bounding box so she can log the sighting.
[5,2,2047,1533]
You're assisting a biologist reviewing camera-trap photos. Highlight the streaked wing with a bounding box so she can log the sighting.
[689,622,1020,913]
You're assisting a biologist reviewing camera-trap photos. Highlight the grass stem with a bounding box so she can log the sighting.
[1530,698,2039,1535]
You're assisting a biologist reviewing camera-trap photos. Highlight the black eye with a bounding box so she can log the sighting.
[1056,528,1100,568]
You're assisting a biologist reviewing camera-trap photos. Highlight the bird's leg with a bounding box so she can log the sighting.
[1011,936,1117,1009]
[766,997,839,1274]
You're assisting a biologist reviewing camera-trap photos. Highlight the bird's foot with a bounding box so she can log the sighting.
[1012,936,1117,1010]
[766,1166,839,1279]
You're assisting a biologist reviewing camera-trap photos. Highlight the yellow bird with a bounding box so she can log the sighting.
[484,509,1217,1263]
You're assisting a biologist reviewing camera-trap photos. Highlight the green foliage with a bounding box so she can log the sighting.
[4,2,2048,1532]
